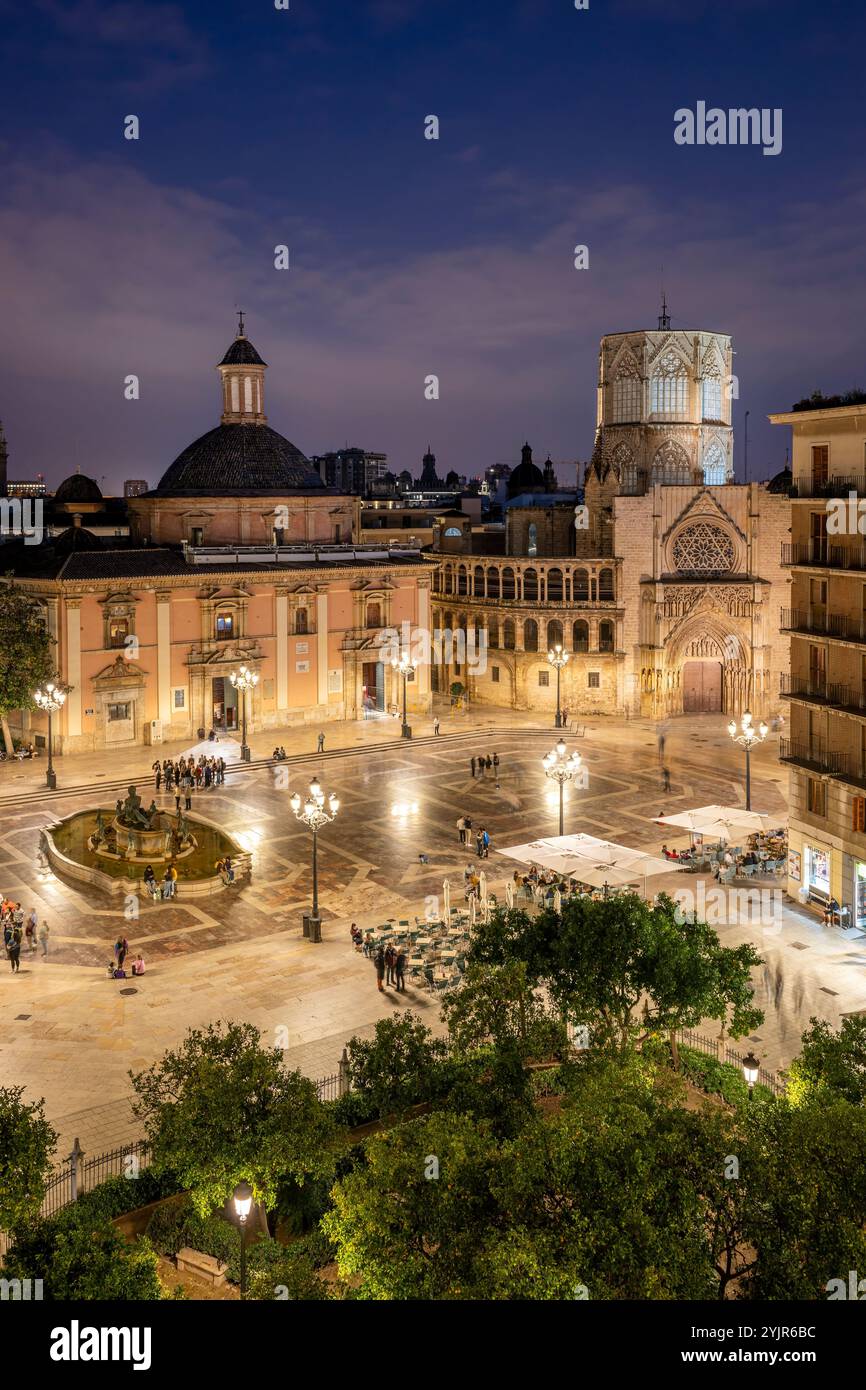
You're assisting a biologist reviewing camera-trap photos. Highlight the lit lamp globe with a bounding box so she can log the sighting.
[233,1180,253,1222]
[742,1051,760,1096]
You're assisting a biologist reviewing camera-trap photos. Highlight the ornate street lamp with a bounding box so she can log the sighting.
[391,652,416,740]
[547,645,570,729]
[232,1180,253,1298]
[742,1051,760,1100]
[543,738,583,837]
[33,682,67,790]
[727,710,768,811]
[230,664,259,763]
[290,777,340,943]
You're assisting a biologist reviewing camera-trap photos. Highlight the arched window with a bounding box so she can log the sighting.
[445,567,454,595]
[702,442,727,486]
[547,619,563,650]
[524,619,538,652]
[366,601,382,629]
[574,569,589,601]
[457,565,468,596]
[215,612,234,641]
[488,617,500,648]
[652,440,691,485]
[612,442,638,494]
[599,619,615,652]
[523,569,538,602]
[473,565,486,597]
[503,619,516,650]
[573,619,589,652]
[295,608,308,635]
[611,359,641,422]
[702,367,723,422]
[650,349,689,417]
[547,567,563,601]
[598,568,615,600]
[487,568,500,600]
[502,567,515,600]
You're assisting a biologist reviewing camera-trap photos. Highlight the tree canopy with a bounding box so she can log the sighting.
[129,1020,335,1215]
[0,1085,57,1232]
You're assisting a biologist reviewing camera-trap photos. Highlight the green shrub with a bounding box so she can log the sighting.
[327,1091,380,1128]
[678,1045,774,1105]
[528,1065,562,1098]
[145,1195,240,1268]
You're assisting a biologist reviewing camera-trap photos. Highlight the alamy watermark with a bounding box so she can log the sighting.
[674,102,782,157]
[377,621,488,675]
[0,497,43,545]
[673,882,783,934]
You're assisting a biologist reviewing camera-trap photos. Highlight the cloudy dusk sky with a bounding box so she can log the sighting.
[1,0,864,490]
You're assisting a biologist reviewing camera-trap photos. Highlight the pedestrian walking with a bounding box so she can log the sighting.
[394,947,407,993]
[464,814,472,847]
[374,944,385,992]
[433,717,440,736]
[38,921,49,957]
[153,762,161,791]
[476,830,484,858]
[184,776,193,811]
[493,752,500,773]
[25,908,37,952]
[481,827,490,858]
[317,732,325,753]
[457,815,466,845]
[385,943,396,986]
[661,765,671,793]
[470,757,476,778]
[485,755,492,773]
[9,937,20,972]
[114,935,129,970]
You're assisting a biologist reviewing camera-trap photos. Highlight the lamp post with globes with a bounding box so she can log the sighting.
[727,710,768,811]
[33,682,67,790]
[391,653,415,739]
[290,777,340,942]
[232,1181,253,1298]
[230,664,259,763]
[543,739,583,837]
[547,645,569,729]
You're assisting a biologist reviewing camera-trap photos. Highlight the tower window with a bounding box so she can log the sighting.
[650,350,689,416]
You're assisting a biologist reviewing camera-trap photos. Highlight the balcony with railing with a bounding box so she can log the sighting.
[780,738,851,777]
[827,682,866,715]
[780,609,848,638]
[779,673,831,703]
[782,541,866,571]
[788,472,866,499]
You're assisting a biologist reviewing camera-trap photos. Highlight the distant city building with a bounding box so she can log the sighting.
[311,448,388,495]
[419,447,441,489]
[6,479,46,497]
[124,479,149,498]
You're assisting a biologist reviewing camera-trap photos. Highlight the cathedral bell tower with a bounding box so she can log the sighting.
[217,311,268,425]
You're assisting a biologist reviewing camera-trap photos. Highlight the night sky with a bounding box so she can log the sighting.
[1,0,864,491]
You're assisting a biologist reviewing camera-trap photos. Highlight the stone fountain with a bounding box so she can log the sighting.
[88,785,197,864]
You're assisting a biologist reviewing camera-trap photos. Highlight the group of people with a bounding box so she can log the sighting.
[3,899,49,970]
[152,755,226,799]
[350,923,408,991]
[109,935,145,979]
[469,752,500,780]
[271,746,288,760]
[215,856,236,885]
[142,864,178,900]
[455,815,491,857]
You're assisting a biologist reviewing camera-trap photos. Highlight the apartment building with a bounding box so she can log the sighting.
[771,393,866,927]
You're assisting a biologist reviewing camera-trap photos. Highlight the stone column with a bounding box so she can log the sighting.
[65,599,82,740]
[276,589,289,713]
[156,591,172,727]
[316,589,329,707]
[416,581,431,699]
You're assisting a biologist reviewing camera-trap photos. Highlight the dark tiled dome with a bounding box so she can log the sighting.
[54,525,104,552]
[155,424,326,495]
[54,473,103,504]
[507,443,545,497]
[219,336,267,367]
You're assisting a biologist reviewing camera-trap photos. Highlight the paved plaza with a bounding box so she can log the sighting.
[1,711,865,1161]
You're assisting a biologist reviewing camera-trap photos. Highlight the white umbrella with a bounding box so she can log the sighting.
[654,804,780,840]
[442,879,451,921]
[553,888,562,914]
[505,879,515,910]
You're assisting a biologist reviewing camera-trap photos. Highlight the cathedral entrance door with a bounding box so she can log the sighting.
[682,660,722,713]
[211,676,238,731]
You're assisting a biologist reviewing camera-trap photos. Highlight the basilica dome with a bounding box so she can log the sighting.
[54,473,103,504]
[154,423,325,495]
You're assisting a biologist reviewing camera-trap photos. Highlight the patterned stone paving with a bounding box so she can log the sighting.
[0,714,864,1157]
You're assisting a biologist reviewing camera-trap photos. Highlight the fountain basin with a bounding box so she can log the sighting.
[42,808,249,899]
